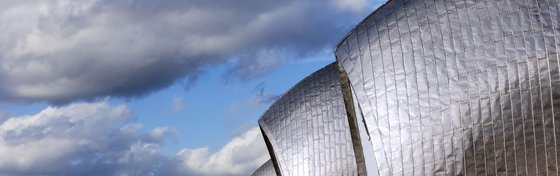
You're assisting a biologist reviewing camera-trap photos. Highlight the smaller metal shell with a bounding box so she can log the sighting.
[252,160,277,176]
[258,63,360,176]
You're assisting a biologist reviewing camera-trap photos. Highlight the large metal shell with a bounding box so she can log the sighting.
[258,63,362,176]
[335,0,560,175]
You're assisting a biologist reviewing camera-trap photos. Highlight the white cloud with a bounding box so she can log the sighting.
[0,101,268,175]
[163,127,269,176]
[333,0,370,12]
[0,101,168,175]
[0,0,373,104]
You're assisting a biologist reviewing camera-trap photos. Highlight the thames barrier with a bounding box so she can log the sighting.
[253,0,560,175]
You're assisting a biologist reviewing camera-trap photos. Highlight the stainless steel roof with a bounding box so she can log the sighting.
[258,63,362,175]
[336,0,560,175]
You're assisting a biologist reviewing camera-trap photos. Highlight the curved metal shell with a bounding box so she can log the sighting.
[252,160,277,176]
[258,63,362,176]
[335,0,560,175]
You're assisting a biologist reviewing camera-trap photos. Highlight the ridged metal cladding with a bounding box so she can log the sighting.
[258,63,360,176]
[252,160,277,176]
[335,0,560,175]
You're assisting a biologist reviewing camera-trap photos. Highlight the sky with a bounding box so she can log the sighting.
[0,0,381,175]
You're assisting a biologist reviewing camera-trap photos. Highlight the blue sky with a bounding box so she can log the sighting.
[0,0,380,175]
[121,57,333,154]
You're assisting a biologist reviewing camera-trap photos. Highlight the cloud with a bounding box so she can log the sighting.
[333,0,371,12]
[162,127,269,176]
[0,0,374,104]
[0,101,268,175]
[0,109,9,124]
[226,82,278,119]
[0,101,170,175]
[172,97,184,112]
[230,48,281,81]
[251,83,280,106]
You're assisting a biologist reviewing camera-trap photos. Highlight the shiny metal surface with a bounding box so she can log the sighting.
[336,0,560,175]
[348,80,380,176]
[258,63,362,176]
[252,160,277,176]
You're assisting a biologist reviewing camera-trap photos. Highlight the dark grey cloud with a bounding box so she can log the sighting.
[0,101,268,176]
[0,0,374,104]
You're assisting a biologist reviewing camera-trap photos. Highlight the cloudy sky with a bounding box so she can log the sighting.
[0,0,380,175]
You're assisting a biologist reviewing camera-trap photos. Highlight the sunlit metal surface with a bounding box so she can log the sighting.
[252,160,277,176]
[350,85,380,176]
[258,63,362,175]
[336,0,560,175]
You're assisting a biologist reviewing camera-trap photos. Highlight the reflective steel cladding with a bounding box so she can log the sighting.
[257,63,361,176]
[336,0,560,175]
[254,0,560,175]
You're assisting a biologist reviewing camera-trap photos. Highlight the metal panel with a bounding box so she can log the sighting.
[252,160,277,176]
[335,0,560,175]
[258,63,361,176]
[350,82,380,176]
